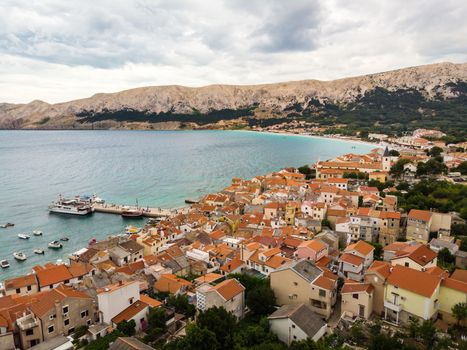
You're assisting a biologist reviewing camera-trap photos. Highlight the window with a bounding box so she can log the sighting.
[404,262,409,267]
[292,324,295,328]
[319,289,326,297]
[68,327,75,335]
[64,319,69,326]
[80,310,89,318]
[49,314,56,320]
[293,282,298,286]
[129,297,134,305]
[86,319,92,325]
[48,325,54,334]
[16,288,20,294]
[352,293,359,299]
[27,285,32,291]
[62,305,69,314]
[26,329,34,336]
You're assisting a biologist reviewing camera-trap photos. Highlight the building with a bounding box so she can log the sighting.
[268,304,327,346]
[389,244,437,271]
[109,337,155,350]
[2,274,39,296]
[438,270,467,324]
[270,260,337,320]
[364,260,391,316]
[341,281,374,319]
[196,278,245,319]
[97,281,140,324]
[111,301,149,332]
[294,239,328,262]
[384,265,441,324]
[406,210,452,243]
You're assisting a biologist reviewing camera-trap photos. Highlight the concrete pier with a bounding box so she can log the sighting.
[92,203,189,218]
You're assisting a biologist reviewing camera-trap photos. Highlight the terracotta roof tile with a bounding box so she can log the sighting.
[387,265,440,298]
[408,209,433,222]
[111,300,148,325]
[35,264,73,287]
[345,241,374,256]
[341,282,374,294]
[214,279,244,300]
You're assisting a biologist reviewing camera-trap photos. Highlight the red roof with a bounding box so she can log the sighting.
[387,265,440,298]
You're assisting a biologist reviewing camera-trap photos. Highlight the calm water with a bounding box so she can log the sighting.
[0,130,373,279]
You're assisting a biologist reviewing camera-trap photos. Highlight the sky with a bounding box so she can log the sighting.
[1,0,467,104]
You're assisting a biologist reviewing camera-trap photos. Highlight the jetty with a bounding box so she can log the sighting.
[92,203,189,218]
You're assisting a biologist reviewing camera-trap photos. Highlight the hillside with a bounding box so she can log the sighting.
[1,62,466,138]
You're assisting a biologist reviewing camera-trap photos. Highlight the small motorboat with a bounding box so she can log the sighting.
[125,225,141,234]
[60,237,69,242]
[0,223,14,228]
[13,252,27,261]
[0,260,10,268]
[18,233,31,240]
[34,249,45,255]
[48,240,63,249]
[33,230,43,236]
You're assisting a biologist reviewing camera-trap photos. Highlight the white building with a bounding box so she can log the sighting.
[97,280,140,324]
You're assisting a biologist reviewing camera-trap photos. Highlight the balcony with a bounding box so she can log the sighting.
[16,313,40,331]
[384,300,402,313]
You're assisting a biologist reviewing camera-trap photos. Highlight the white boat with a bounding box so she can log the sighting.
[48,195,94,216]
[34,249,45,255]
[13,252,27,261]
[33,230,43,236]
[60,237,69,242]
[48,240,63,249]
[0,260,10,268]
[18,234,30,240]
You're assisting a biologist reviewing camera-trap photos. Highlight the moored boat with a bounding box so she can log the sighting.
[48,195,94,216]
[0,223,14,228]
[121,209,144,218]
[33,230,43,236]
[0,260,10,268]
[34,249,45,255]
[48,240,63,249]
[13,252,27,261]
[18,233,30,240]
[60,237,69,242]
[125,225,141,234]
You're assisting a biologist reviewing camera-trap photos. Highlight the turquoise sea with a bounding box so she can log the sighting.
[0,130,373,280]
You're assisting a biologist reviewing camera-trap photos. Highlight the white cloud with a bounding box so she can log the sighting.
[0,0,466,103]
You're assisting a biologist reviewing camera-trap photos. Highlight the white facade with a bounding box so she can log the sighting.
[97,281,140,324]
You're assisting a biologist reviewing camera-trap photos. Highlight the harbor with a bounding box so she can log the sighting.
[91,202,189,217]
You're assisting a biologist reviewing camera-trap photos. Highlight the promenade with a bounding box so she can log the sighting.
[92,202,189,217]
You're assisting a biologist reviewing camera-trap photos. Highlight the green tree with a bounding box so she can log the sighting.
[453,161,467,175]
[321,219,331,228]
[246,285,276,316]
[438,248,455,266]
[428,146,443,157]
[390,158,411,177]
[452,302,467,325]
[167,294,196,318]
[116,320,136,336]
[389,149,400,156]
[144,307,167,343]
[197,307,236,350]
[418,320,437,349]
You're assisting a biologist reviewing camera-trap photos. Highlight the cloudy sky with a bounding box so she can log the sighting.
[1,0,466,103]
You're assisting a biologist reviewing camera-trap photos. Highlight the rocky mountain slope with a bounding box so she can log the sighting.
[1,62,466,134]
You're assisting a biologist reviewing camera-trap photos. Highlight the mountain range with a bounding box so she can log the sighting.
[1,62,466,138]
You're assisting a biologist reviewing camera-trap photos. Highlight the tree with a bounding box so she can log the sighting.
[321,219,331,228]
[451,223,467,236]
[427,146,443,157]
[437,248,455,266]
[116,320,136,336]
[389,149,400,156]
[367,242,383,260]
[167,294,196,318]
[416,158,447,176]
[453,161,467,175]
[298,165,315,180]
[197,307,236,350]
[418,320,437,349]
[247,285,276,316]
[452,302,467,325]
[144,307,167,343]
[174,323,219,350]
[390,158,411,177]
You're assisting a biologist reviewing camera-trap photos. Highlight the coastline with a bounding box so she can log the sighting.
[236,129,382,148]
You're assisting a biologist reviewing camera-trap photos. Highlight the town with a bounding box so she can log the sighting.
[0,131,466,350]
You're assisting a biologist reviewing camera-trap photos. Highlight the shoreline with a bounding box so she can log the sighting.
[236,129,381,148]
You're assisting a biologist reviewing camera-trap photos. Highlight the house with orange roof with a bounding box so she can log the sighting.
[247,248,292,276]
[341,281,374,319]
[15,285,94,348]
[345,241,374,267]
[34,264,74,291]
[111,299,149,332]
[364,260,392,316]
[219,258,245,276]
[294,239,328,262]
[196,278,245,319]
[438,270,467,324]
[3,274,38,297]
[378,211,402,246]
[406,209,452,243]
[153,274,192,295]
[338,241,375,281]
[390,244,437,271]
[97,280,140,324]
[327,178,348,190]
[270,260,337,319]
[384,265,441,324]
